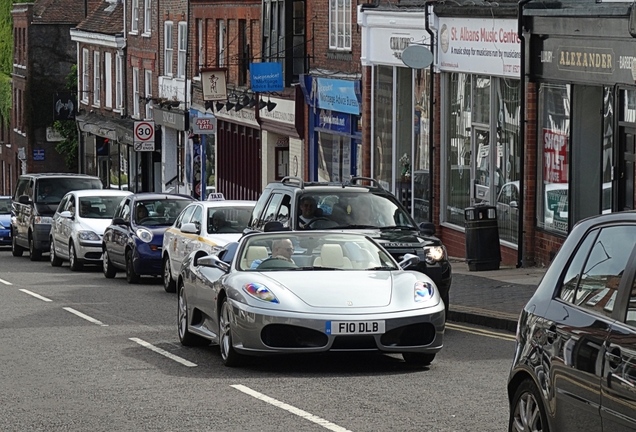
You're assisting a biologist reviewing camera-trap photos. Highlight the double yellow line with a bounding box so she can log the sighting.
[446,322,517,342]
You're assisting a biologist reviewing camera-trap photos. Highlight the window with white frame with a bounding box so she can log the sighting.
[143,0,151,34]
[93,51,101,105]
[329,0,351,51]
[145,69,153,119]
[105,52,112,108]
[131,0,139,33]
[164,21,173,76]
[133,67,140,117]
[197,19,203,76]
[82,48,89,103]
[178,22,187,78]
[218,20,225,67]
[116,54,123,109]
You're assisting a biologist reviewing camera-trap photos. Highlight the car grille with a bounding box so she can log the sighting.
[385,247,419,263]
[380,323,436,347]
[261,324,328,348]
[331,336,377,350]
[84,252,102,260]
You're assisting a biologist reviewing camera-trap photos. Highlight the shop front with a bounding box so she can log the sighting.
[358,8,431,223]
[189,105,216,200]
[300,75,361,185]
[527,7,636,265]
[436,16,521,257]
[155,105,186,194]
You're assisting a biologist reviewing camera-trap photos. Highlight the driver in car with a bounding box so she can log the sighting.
[135,204,149,224]
[298,196,318,229]
[251,238,296,269]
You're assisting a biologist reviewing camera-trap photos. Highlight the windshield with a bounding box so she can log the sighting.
[36,178,102,204]
[297,191,416,230]
[79,196,126,219]
[238,232,398,272]
[135,199,191,226]
[207,206,254,233]
[0,198,10,213]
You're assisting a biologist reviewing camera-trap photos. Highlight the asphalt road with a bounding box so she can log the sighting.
[0,248,516,432]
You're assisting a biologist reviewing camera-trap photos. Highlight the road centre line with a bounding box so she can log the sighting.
[19,289,52,302]
[129,338,197,367]
[446,322,516,342]
[231,384,353,432]
[63,307,108,327]
[0,277,13,285]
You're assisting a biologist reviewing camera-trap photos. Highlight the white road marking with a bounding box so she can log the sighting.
[63,307,108,327]
[446,322,516,341]
[231,384,353,432]
[129,337,197,367]
[0,277,13,285]
[19,289,52,302]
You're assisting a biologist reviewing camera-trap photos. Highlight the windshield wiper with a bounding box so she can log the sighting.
[379,225,416,231]
[366,266,395,271]
[294,266,344,271]
[337,224,378,229]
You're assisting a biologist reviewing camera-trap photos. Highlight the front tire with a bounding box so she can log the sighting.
[68,242,83,271]
[12,230,24,257]
[509,379,549,432]
[219,297,245,367]
[29,234,42,261]
[50,238,62,267]
[102,249,117,278]
[125,249,140,284]
[402,352,436,367]
[178,283,207,346]
[163,256,176,293]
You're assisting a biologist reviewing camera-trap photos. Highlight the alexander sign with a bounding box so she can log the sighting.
[555,47,614,74]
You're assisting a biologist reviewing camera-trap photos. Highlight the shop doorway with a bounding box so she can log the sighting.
[618,127,636,211]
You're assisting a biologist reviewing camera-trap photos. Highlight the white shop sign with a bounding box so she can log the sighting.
[438,17,521,78]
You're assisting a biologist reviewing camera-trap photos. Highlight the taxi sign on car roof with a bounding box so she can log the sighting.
[207,193,225,201]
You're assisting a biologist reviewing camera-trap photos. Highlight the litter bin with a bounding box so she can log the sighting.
[464,205,501,271]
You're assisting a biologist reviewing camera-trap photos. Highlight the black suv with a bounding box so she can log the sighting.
[247,176,452,313]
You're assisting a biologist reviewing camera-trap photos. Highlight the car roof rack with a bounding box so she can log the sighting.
[348,177,386,191]
[281,176,304,189]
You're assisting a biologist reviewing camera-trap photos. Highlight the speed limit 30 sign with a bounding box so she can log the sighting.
[134,121,155,151]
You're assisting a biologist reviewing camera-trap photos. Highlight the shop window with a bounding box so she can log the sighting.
[373,65,394,190]
[413,68,431,223]
[317,133,351,183]
[276,148,289,180]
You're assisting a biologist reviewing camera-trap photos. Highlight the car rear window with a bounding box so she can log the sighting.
[35,178,102,204]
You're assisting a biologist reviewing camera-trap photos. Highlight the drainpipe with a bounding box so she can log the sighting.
[517,0,534,268]
[424,1,436,224]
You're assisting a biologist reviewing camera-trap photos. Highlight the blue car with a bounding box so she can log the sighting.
[101,193,194,283]
[0,196,11,246]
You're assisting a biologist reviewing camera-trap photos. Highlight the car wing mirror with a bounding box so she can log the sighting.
[419,221,436,236]
[60,210,74,219]
[18,195,30,205]
[112,217,129,226]
[399,253,420,269]
[197,255,230,273]
[510,200,518,208]
[181,222,199,234]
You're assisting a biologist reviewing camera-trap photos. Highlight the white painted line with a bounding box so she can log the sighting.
[129,337,197,367]
[0,277,13,285]
[231,384,352,432]
[63,307,108,327]
[446,322,516,342]
[19,289,52,302]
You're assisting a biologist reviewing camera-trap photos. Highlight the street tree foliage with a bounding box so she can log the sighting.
[53,64,78,171]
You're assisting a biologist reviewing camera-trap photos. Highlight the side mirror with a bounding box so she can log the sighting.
[197,255,230,273]
[18,195,30,205]
[264,220,288,232]
[112,217,129,226]
[419,221,436,236]
[60,211,74,219]
[181,222,199,234]
[399,253,420,269]
[510,200,518,208]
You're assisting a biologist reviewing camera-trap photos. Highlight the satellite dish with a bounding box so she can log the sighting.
[401,45,433,69]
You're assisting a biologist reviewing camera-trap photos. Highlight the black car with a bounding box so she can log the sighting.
[102,193,193,283]
[247,176,452,314]
[508,211,636,432]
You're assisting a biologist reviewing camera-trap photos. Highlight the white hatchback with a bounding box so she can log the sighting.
[162,198,255,292]
[50,189,132,270]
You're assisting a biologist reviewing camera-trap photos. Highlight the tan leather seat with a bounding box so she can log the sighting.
[242,245,269,269]
[313,244,352,269]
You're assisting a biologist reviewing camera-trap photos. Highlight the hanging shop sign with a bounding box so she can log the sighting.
[250,62,284,92]
[201,68,228,101]
[192,114,217,134]
[437,17,520,78]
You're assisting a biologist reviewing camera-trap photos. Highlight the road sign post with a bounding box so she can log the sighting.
[134,121,155,151]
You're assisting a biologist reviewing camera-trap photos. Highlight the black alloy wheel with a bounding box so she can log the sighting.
[163,256,176,293]
[509,379,549,432]
[29,234,42,261]
[102,249,117,278]
[125,249,140,284]
[50,237,62,267]
[12,231,24,257]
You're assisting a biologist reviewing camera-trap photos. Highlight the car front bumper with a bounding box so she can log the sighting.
[77,239,104,262]
[133,243,163,275]
[33,223,51,250]
[228,299,445,356]
[0,227,10,245]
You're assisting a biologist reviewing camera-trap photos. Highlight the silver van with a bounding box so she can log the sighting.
[11,174,103,260]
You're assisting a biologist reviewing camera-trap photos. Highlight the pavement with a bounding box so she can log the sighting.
[446,257,548,332]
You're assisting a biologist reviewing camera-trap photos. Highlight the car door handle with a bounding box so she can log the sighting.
[605,350,622,369]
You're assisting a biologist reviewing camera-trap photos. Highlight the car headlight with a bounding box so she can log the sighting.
[414,281,435,303]
[424,246,446,264]
[243,282,279,303]
[136,228,154,243]
[34,216,53,224]
[0,223,4,229]
[78,230,100,241]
